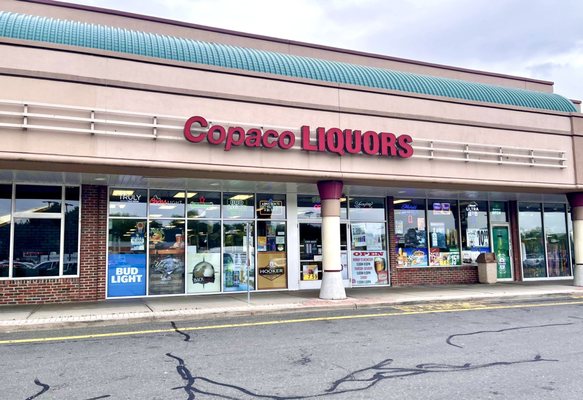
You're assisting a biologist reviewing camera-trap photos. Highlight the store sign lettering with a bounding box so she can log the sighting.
[110,267,143,283]
[120,194,141,202]
[184,116,413,158]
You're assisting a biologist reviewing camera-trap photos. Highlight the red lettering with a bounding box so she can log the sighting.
[325,128,345,155]
[183,116,208,143]
[362,131,380,155]
[278,131,295,150]
[301,126,318,151]
[207,125,226,145]
[344,129,362,154]
[380,132,397,156]
[224,126,245,151]
[244,128,262,147]
[397,135,414,158]
[316,127,326,152]
[262,129,279,148]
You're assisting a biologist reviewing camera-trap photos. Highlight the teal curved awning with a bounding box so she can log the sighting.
[0,11,576,113]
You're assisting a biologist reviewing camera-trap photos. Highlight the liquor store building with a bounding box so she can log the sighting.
[1,0,583,304]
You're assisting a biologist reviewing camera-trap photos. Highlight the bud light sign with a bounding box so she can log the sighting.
[107,254,147,297]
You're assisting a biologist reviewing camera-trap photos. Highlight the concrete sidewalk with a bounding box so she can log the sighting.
[1,281,582,330]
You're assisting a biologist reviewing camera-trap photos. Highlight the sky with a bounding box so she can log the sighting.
[62,0,583,101]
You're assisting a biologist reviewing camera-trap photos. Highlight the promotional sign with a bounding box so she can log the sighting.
[257,252,287,289]
[429,248,461,266]
[223,251,255,292]
[350,251,388,286]
[187,251,221,294]
[184,116,414,158]
[301,263,320,281]
[107,254,147,297]
[397,247,428,267]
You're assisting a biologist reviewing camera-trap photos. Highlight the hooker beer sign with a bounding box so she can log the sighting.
[184,116,413,158]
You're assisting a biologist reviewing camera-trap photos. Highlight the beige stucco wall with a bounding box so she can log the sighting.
[1,0,555,92]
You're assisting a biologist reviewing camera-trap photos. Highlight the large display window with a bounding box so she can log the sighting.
[0,184,80,279]
[349,196,387,286]
[0,185,11,277]
[428,199,460,266]
[223,221,255,291]
[187,220,221,294]
[108,219,147,297]
[544,203,571,277]
[257,221,287,289]
[519,203,547,278]
[148,219,186,295]
[394,199,428,267]
[460,200,489,264]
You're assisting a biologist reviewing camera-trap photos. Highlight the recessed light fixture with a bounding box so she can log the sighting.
[393,199,411,204]
[230,194,253,201]
[174,192,196,198]
[94,177,107,181]
[112,190,134,196]
[210,182,220,186]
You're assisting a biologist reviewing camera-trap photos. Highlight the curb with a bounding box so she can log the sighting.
[1,290,581,332]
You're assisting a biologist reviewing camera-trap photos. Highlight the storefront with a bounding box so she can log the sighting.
[0,0,582,304]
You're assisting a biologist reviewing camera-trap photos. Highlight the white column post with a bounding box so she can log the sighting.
[317,180,346,300]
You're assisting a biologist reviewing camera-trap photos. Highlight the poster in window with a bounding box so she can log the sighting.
[257,252,287,289]
[107,254,146,297]
[187,252,220,294]
[350,251,388,286]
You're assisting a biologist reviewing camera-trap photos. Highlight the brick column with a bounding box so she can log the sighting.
[77,184,108,301]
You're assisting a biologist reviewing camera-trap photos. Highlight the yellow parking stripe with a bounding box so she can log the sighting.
[1,299,582,345]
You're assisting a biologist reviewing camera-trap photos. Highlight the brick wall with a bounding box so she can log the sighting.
[388,195,479,287]
[0,184,108,305]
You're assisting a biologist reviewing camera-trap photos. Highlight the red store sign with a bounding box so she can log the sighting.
[184,116,413,158]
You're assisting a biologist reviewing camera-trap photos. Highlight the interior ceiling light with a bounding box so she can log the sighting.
[174,192,196,198]
[112,190,134,196]
[393,199,411,204]
[229,194,253,201]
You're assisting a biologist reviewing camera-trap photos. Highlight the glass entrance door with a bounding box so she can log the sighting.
[492,225,512,280]
[299,222,349,287]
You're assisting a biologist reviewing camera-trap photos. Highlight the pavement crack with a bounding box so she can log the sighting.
[446,322,574,348]
[171,321,191,342]
[25,378,50,400]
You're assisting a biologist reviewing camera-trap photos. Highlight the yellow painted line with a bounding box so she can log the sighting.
[2,299,583,345]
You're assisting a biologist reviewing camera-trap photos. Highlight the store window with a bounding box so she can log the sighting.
[256,193,286,220]
[149,189,186,218]
[349,197,385,220]
[148,219,186,295]
[108,219,147,297]
[544,203,571,277]
[0,185,80,279]
[349,197,387,286]
[257,221,287,289]
[187,191,221,219]
[299,222,323,281]
[489,201,508,223]
[223,193,255,219]
[109,188,147,217]
[223,221,255,291]
[460,200,490,264]
[428,200,460,266]
[394,199,427,267]
[0,185,11,277]
[519,203,546,278]
[187,220,221,294]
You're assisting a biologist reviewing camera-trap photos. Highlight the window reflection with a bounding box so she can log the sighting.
[15,185,61,214]
[13,218,61,277]
[394,199,428,267]
[544,203,571,277]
